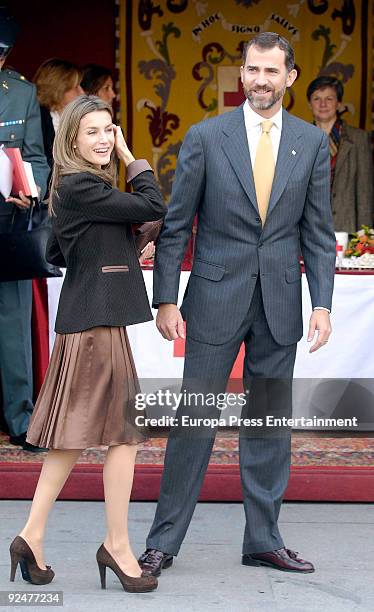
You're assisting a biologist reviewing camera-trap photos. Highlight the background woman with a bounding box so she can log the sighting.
[33,58,83,172]
[81,63,116,106]
[307,76,373,233]
[9,95,166,593]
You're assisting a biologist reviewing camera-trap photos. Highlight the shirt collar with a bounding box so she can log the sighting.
[243,100,283,131]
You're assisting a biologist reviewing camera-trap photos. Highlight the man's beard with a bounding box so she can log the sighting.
[244,83,286,110]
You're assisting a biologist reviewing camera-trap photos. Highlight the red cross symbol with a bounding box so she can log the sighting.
[174,330,245,379]
[224,78,246,108]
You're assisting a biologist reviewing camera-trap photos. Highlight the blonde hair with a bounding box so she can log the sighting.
[49,95,117,214]
[33,58,82,111]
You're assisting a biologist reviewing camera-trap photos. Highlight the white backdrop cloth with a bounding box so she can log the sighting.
[47,270,374,430]
[47,271,374,378]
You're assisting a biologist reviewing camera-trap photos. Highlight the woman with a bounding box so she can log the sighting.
[81,64,116,106]
[34,59,154,262]
[9,95,166,593]
[307,75,373,233]
[33,58,83,172]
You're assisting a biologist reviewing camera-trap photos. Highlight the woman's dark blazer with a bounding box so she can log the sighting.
[39,105,55,172]
[46,169,166,334]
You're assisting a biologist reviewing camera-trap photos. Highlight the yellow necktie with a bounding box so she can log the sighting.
[253,120,275,225]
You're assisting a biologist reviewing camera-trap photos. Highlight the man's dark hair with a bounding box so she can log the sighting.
[242,32,295,72]
[306,76,344,102]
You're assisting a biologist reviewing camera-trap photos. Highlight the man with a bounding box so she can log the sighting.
[139,32,336,575]
[0,8,49,451]
[307,75,373,233]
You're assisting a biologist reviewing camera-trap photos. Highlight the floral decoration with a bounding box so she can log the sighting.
[345,226,374,257]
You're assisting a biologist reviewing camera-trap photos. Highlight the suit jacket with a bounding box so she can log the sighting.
[47,170,166,334]
[0,69,50,232]
[153,105,336,347]
[331,122,373,233]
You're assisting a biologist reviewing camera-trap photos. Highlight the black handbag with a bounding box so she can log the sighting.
[0,201,63,282]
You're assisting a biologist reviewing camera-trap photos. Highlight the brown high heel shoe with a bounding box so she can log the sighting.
[9,536,54,585]
[96,544,157,593]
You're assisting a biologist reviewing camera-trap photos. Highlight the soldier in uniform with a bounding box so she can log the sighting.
[0,8,50,451]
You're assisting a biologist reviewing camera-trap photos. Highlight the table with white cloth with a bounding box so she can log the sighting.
[47,270,374,431]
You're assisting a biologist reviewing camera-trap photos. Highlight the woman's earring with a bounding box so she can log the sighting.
[73,145,77,149]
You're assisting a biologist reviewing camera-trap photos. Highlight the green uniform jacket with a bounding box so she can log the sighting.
[0,68,49,228]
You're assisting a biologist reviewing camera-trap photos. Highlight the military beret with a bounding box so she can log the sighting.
[0,7,19,48]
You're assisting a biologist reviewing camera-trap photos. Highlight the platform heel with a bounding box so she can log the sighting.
[96,544,157,593]
[9,536,54,585]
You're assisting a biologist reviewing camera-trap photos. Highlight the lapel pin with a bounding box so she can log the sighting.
[292,150,296,155]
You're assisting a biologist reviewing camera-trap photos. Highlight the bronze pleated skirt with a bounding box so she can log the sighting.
[26,327,147,449]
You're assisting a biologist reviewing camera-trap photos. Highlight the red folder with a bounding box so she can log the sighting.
[5,147,31,196]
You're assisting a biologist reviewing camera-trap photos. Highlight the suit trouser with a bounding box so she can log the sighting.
[0,280,34,437]
[146,280,297,555]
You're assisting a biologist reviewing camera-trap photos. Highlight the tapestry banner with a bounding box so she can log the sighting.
[118,0,371,199]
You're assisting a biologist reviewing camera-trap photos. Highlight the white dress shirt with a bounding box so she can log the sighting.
[243,100,282,168]
[50,110,60,133]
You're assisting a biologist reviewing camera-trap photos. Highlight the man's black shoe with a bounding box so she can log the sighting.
[9,432,48,453]
[9,433,27,446]
[138,549,173,577]
[23,441,48,453]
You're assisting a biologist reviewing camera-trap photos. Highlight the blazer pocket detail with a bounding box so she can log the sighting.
[101,265,129,273]
[191,259,225,282]
[285,265,302,283]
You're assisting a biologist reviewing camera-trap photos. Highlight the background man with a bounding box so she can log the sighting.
[307,75,373,233]
[0,7,49,451]
[139,32,336,576]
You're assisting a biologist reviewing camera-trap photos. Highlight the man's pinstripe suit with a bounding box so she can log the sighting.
[147,103,336,556]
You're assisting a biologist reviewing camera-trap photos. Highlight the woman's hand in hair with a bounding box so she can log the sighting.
[113,124,135,167]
